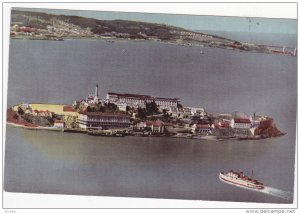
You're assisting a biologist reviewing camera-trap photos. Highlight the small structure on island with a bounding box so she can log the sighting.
[33,110,52,117]
[183,107,205,117]
[144,120,165,133]
[54,119,64,129]
[191,124,212,135]
[230,118,251,129]
[214,119,230,129]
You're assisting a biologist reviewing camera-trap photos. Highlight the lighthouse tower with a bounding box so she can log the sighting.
[93,83,100,103]
[85,84,101,104]
[95,84,99,97]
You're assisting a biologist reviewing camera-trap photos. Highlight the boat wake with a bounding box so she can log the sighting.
[260,186,293,200]
[236,184,293,200]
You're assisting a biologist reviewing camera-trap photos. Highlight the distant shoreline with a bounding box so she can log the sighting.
[10,36,296,57]
[10,9,297,57]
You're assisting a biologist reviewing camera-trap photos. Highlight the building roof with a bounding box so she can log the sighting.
[196,124,211,128]
[163,122,174,126]
[34,110,50,113]
[234,118,251,124]
[80,111,130,118]
[145,120,163,126]
[63,105,75,112]
[107,92,179,101]
[54,119,64,123]
[108,92,151,98]
[155,97,179,101]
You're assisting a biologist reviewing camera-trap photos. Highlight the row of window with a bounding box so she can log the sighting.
[78,121,131,125]
[108,97,178,106]
[82,118,130,123]
[234,124,251,128]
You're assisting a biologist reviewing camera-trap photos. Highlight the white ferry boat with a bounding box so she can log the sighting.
[219,170,264,190]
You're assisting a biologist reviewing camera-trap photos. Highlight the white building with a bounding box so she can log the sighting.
[183,107,205,116]
[190,107,205,116]
[78,111,131,130]
[144,120,165,133]
[116,103,127,112]
[106,92,180,110]
[191,124,211,135]
[230,118,251,129]
[54,119,64,129]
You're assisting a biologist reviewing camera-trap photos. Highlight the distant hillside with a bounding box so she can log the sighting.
[10,9,295,56]
[11,10,186,40]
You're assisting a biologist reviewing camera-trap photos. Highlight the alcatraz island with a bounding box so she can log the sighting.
[7,84,285,140]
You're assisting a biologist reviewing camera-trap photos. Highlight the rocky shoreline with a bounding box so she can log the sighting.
[7,107,285,141]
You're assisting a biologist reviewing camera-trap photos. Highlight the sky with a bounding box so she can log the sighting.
[13,7,297,34]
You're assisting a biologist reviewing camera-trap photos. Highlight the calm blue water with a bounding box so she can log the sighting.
[5,37,297,204]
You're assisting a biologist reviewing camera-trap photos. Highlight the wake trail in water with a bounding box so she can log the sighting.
[260,186,293,200]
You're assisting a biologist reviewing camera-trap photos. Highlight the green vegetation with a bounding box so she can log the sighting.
[145,101,160,115]
[136,107,147,120]
[17,107,24,115]
[135,101,163,120]
[177,103,183,109]
[85,102,119,113]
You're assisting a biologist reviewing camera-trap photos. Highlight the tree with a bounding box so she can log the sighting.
[99,106,106,113]
[105,102,118,112]
[126,106,132,112]
[177,103,183,109]
[136,107,147,120]
[17,107,24,115]
[46,116,54,125]
[162,109,167,115]
[162,109,170,120]
[86,106,93,112]
[145,101,159,115]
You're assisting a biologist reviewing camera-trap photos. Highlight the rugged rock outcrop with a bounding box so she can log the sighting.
[254,118,285,138]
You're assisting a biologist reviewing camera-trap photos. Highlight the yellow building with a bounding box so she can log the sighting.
[13,103,79,117]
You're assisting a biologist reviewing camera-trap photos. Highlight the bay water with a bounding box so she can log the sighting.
[4,37,297,203]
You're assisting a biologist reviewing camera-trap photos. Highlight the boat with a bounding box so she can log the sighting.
[238,136,264,140]
[63,128,87,133]
[219,170,264,189]
[53,37,64,41]
[87,130,124,137]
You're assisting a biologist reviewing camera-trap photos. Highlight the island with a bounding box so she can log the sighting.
[10,9,297,57]
[7,84,285,140]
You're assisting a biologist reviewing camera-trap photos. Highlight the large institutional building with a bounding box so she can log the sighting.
[106,92,180,110]
[78,111,131,130]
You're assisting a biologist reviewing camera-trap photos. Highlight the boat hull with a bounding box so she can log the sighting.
[219,172,264,190]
